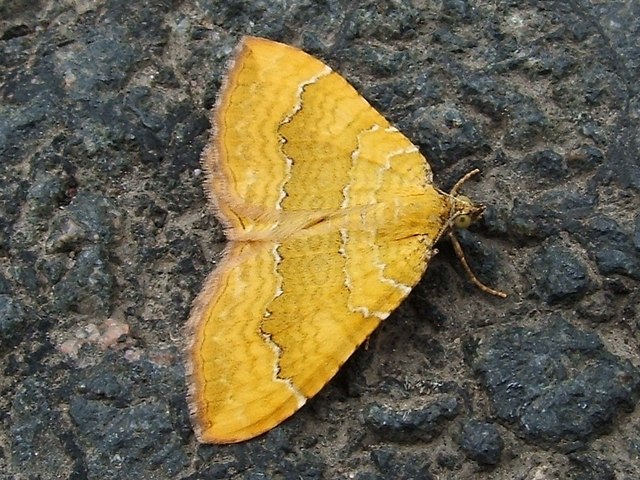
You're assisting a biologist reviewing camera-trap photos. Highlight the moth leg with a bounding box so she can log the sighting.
[448,233,507,298]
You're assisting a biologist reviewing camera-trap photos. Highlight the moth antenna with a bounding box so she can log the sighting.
[450,168,480,197]
[448,233,507,298]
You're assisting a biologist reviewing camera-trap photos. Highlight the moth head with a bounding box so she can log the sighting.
[450,194,485,230]
[446,169,485,231]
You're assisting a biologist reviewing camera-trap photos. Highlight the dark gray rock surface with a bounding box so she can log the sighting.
[365,395,459,443]
[469,318,640,452]
[1,1,639,479]
[459,420,503,466]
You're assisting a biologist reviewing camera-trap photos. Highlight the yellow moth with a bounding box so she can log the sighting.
[186,36,504,444]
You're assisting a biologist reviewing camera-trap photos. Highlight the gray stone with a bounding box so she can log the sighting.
[69,397,188,479]
[0,272,11,293]
[510,190,597,240]
[370,449,433,479]
[567,453,615,480]
[459,420,503,465]
[410,104,490,169]
[26,173,65,217]
[566,144,604,172]
[470,317,640,451]
[582,216,640,280]
[365,396,459,442]
[529,242,590,303]
[10,378,77,477]
[517,149,569,185]
[52,245,114,316]
[0,294,27,350]
[46,191,118,253]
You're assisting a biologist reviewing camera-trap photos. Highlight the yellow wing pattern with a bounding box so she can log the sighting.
[188,225,440,443]
[203,36,432,233]
[188,36,466,443]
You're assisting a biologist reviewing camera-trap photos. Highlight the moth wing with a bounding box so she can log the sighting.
[186,241,298,444]
[187,229,434,444]
[205,36,432,234]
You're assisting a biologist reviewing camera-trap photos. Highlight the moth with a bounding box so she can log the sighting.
[186,36,504,444]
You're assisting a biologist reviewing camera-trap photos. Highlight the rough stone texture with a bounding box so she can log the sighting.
[365,395,459,443]
[459,420,503,466]
[528,241,590,304]
[1,0,639,479]
[469,318,640,453]
[0,294,28,351]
